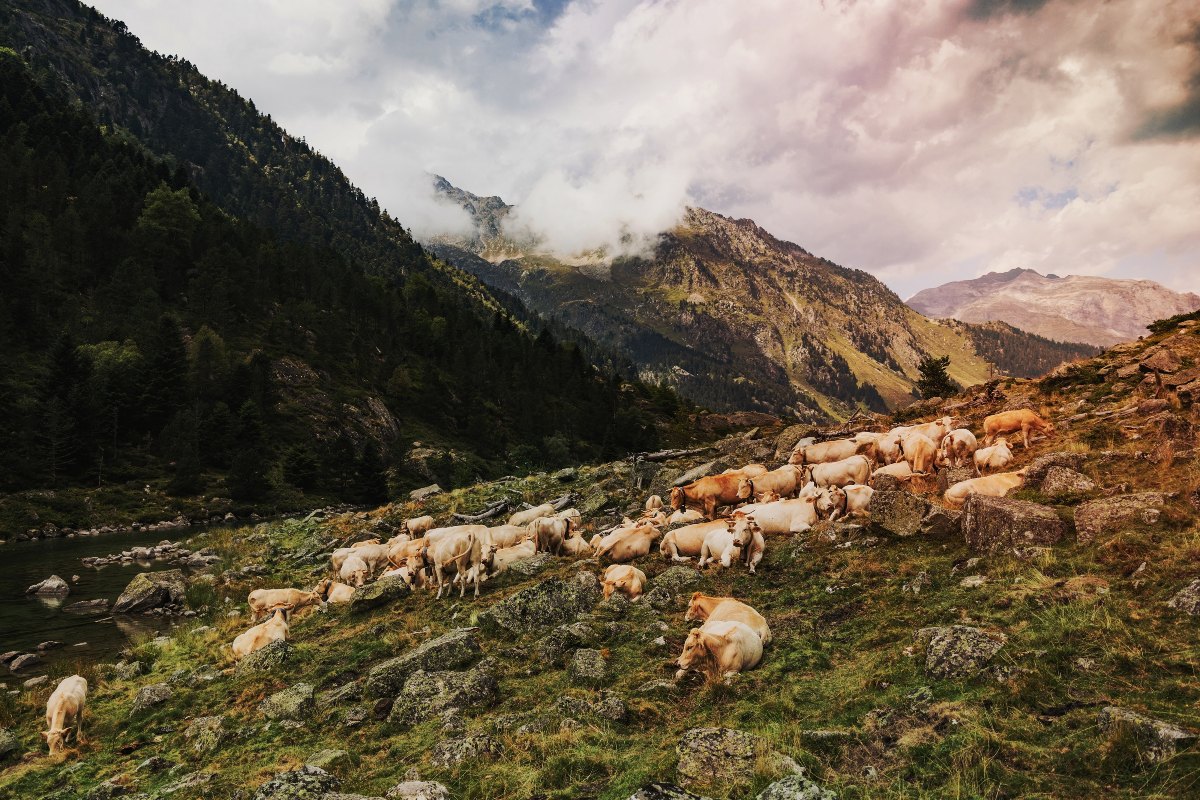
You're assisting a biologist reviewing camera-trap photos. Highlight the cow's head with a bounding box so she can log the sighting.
[43,727,71,755]
[736,477,754,500]
[684,591,708,622]
[313,578,331,600]
[675,628,714,680]
[669,486,685,510]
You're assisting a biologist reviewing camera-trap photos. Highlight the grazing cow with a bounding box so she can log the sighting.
[602,564,648,601]
[645,495,664,512]
[422,525,490,598]
[485,524,529,549]
[674,620,764,681]
[944,469,1027,509]
[983,409,1055,448]
[737,465,802,502]
[699,524,743,569]
[670,464,765,518]
[685,594,771,644]
[231,608,289,659]
[789,438,859,467]
[339,554,370,587]
[974,438,1014,475]
[659,520,727,561]
[556,508,583,529]
[528,515,572,555]
[247,586,323,621]
[316,579,356,604]
[43,675,87,756]
[508,503,556,527]
[594,523,662,563]
[804,454,871,488]
[899,431,938,474]
[402,515,435,537]
[667,508,705,525]
[938,429,978,469]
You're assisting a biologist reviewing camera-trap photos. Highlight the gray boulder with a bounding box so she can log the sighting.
[654,566,703,598]
[113,570,186,613]
[251,765,339,800]
[915,625,1006,680]
[0,727,19,761]
[629,785,713,800]
[349,576,411,614]
[260,682,316,721]
[184,716,225,755]
[385,781,450,800]
[962,495,1066,553]
[868,491,930,537]
[478,573,601,635]
[505,552,554,578]
[919,507,962,537]
[568,648,608,685]
[1168,580,1200,615]
[677,728,797,793]
[236,640,294,674]
[1040,467,1095,497]
[532,623,599,666]
[387,664,499,727]
[409,484,442,501]
[755,773,837,800]
[937,468,975,494]
[26,575,70,597]
[365,628,483,697]
[871,474,903,492]
[9,653,40,671]
[429,732,501,768]
[1023,452,1086,485]
[1075,493,1164,543]
[130,683,173,715]
[1098,706,1197,763]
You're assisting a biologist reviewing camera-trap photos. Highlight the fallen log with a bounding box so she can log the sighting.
[636,446,712,463]
[451,500,509,523]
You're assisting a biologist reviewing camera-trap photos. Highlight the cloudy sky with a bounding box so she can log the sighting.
[95,0,1200,298]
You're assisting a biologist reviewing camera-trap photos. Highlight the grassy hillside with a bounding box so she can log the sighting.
[3,314,1198,798]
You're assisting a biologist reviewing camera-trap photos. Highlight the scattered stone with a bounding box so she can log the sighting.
[629,784,713,800]
[592,690,628,722]
[962,495,1065,553]
[236,640,294,673]
[36,641,65,652]
[901,572,929,595]
[430,733,501,768]
[85,779,126,800]
[919,507,962,537]
[159,771,214,794]
[755,772,836,800]
[260,682,316,721]
[1023,452,1086,485]
[653,565,703,598]
[251,765,339,800]
[0,652,19,666]
[915,625,1006,680]
[23,675,48,689]
[1141,348,1182,373]
[1075,493,1165,543]
[677,727,796,793]
[9,653,40,671]
[318,681,363,709]
[385,781,451,800]
[0,727,19,760]
[532,623,599,666]
[1041,467,1096,497]
[131,683,173,715]
[136,755,174,773]
[185,716,225,755]
[554,467,578,482]
[349,576,411,613]
[568,649,608,685]
[409,484,443,502]
[937,467,975,494]
[478,573,602,635]
[25,575,70,597]
[366,628,483,697]
[104,660,145,681]
[387,664,499,727]
[636,679,679,697]
[307,748,352,773]
[959,575,987,589]
[113,570,186,613]
[1168,579,1200,615]
[868,491,931,537]
[1098,706,1197,764]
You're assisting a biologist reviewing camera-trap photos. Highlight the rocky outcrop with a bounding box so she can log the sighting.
[1040,467,1095,497]
[1024,452,1087,485]
[112,570,186,613]
[365,628,483,698]
[251,765,339,800]
[236,640,294,673]
[478,573,601,635]
[755,773,836,800]
[676,728,797,793]
[1168,580,1200,615]
[387,664,499,727]
[962,495,1066,552]
[429,732,501,768]
[184,716,225,755]
[568,649,608,685]
[1097,706,1197,763]
[1075,493,1165,543]
[259,682,315,721]
[130,683,173,716]
[868,491,931,537]
[349,576,410,613]
[914,625,1006,680]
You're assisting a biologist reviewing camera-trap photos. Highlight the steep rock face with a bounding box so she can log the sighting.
[908,268,1200,347]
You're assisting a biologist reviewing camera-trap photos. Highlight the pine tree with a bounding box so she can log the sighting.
[227,401,270,501]
[916,355,959,400]
[354,442,389,505]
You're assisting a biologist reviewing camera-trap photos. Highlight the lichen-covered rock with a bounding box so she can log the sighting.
[676,727,796,793]
[366,628,482,697]
[505,552,554,578]
[113,569,186,613]
[532,623,598,665]
[629,784,713,800]
[1023,452,1086,485]
[387,664,498,727]
[1098,706,1198,763]
[85,779,126,800]
[1075,493,1164,543]
[385,780,451,799]
[130,682,173,715]
[409,484,443,501]
[306,748,352,773]
[349,576,411,614]
[871,474,902,492]
[962,495,1065,552]
[236,639,294,673]
[0,727,19,761]
[477,573,601,635]
[592,690,628,722]
[260,682,315,720]
[184,716,225,755]
[251,765,339,799]
[755,773,837,800]
[568,649,608,685]
[868,491,931,537]
[919,507,962,537]
[915,625,1006,680]
[1040,467,1096,497]
[429,732,501,768]
[654,565,703,598]
[936,468,975,494]
[1168,579,1200,615]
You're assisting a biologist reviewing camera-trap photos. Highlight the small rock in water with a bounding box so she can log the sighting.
[25,575,70,597]
[36,641,64,652]
[8,653,40,672]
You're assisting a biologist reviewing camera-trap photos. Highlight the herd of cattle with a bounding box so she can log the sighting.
[37,407,1055,756]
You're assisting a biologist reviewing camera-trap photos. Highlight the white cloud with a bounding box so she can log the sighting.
[93,0,1200,296]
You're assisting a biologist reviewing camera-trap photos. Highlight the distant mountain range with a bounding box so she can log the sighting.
[427,178,1097,419]
[907,268,1200,347]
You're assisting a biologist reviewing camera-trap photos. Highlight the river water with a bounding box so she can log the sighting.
[0,530,189,679]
